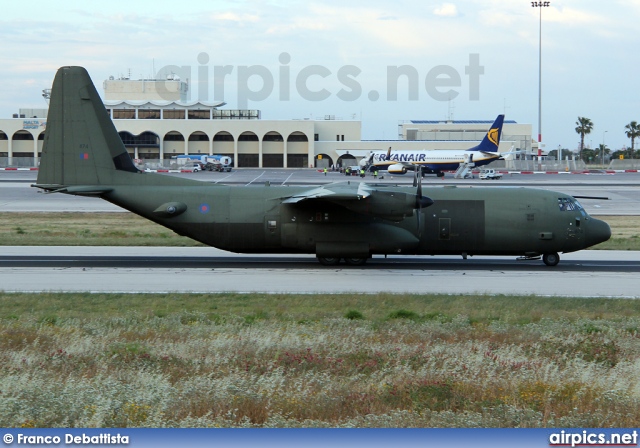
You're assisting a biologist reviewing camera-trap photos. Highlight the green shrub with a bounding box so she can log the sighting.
[388,309,419,320]
[345,310,364,320]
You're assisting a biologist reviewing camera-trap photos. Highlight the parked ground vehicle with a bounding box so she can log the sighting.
[479,168,502,180]
[344,166,362,176]
[204,161,232,172]
[182,163,202,172]
[172,155,233,172]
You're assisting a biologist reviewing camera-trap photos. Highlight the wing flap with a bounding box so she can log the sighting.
[282,183,370,204]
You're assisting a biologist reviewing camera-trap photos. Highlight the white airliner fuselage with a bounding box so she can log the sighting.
[363,114,506,176]
[367,149,501,174]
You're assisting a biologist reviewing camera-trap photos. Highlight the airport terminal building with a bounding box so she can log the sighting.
[0,76,534,169]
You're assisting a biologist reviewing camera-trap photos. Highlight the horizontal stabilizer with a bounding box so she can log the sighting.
[32,184,113,196]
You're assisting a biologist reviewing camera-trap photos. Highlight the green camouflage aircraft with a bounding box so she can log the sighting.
[34,67,611,266]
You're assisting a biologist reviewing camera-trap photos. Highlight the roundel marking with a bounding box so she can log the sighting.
[199,203,211,214]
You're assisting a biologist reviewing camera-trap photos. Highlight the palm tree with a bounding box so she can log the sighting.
[624,121,640,159]
[575,117,593,161]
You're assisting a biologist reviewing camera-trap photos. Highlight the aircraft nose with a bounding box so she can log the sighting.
[585,218,611,248]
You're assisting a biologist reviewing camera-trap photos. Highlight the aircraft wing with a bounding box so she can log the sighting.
[280,182,432,222]
[282,182,371,204]
[397,161,421,169]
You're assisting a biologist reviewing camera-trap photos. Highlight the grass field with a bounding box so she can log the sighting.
[1,292,640,428]
[1,213,199,247]
[1,213,638,250]
[1,213,638,427]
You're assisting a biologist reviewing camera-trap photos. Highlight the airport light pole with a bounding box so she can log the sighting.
[532,1,550,159]
[602,130,608,166]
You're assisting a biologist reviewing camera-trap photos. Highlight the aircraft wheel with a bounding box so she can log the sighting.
[543,252,560,267]
[343,257,368,266]
[317,256,341,266]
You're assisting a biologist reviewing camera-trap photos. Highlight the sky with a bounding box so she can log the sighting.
[1,0,639,151]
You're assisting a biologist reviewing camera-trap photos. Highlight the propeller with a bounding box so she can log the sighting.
[571,195,609,200]
[414,168,434,237]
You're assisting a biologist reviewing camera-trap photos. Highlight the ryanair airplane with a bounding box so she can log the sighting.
[362,115,505,177]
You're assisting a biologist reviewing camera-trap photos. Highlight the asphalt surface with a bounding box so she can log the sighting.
[2,251,640,273]
[1,248,638,297]
[1,169,639,296]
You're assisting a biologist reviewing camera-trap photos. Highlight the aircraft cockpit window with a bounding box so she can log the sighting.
[573,200,584,211]
[558,198,574,211]
[574,199,587,217]
[558,197,585,213]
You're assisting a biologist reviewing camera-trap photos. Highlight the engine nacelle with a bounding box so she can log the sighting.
[343,190,432,222]
[388,163,407,174]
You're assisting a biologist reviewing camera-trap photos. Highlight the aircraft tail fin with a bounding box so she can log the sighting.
[36,66,139,189]
[467,114,504,153]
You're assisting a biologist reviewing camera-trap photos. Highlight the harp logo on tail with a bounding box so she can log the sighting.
[488,128,499,146]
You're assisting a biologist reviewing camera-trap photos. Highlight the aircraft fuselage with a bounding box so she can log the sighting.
[104,178,609,260]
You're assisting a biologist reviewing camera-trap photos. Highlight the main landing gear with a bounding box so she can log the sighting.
[542,252,560,267]
[517,252,561,266]
[316,256,368,266]
[318,253,562,267]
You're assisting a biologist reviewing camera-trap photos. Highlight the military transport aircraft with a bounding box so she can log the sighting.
[361,114,507,177]
[33,67,611,266]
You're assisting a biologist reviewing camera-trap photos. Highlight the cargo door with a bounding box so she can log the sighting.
[425,200,485,252]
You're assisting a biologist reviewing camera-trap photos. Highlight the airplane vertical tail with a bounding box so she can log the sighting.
[468,114,504,153]
[36,66,139,188]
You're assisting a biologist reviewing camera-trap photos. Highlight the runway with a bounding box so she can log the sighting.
[2,169,639,297]
[1,247,639,297]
